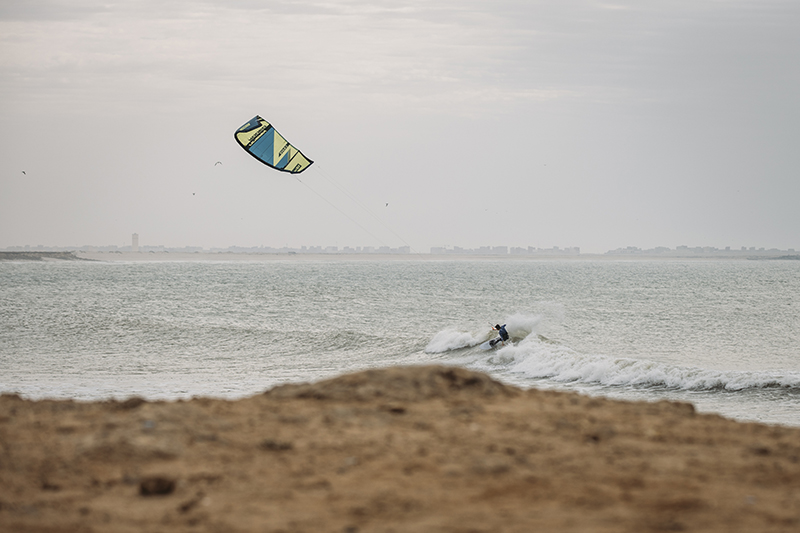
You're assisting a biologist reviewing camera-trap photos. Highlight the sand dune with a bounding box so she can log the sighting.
[2,365,799,532]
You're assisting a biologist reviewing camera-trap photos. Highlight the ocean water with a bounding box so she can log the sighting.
[1,258,799,427]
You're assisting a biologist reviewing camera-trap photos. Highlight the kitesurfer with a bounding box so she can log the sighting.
[490,324,509,347]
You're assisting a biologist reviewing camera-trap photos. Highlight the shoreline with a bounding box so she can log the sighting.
[2,250,798,262]
[1,250,795,262]
[81,251,800,263]
[2,365,799,532]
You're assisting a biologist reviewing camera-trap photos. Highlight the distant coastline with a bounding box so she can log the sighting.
[0,251,90,262]
[1,248,798,262]
[1,250,798,263]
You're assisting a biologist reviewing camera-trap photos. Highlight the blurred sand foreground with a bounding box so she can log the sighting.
[2,366,799,532]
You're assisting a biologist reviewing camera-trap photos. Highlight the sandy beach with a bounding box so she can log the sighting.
[2,365,799,532]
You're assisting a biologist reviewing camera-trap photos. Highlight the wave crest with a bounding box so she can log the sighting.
[500,336,800,392]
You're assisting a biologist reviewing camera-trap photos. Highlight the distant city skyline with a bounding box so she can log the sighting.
[3,242,797,257]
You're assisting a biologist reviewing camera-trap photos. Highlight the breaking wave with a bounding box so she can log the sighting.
[488,335,800,393]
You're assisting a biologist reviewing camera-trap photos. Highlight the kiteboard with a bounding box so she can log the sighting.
[479,338,506,351]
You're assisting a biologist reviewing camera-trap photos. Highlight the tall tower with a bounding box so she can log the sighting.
[132,233,139,252]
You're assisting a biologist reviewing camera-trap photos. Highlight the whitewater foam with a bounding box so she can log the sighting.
[489,335,800,393]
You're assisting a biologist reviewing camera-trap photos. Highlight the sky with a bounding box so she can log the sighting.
[1,0,798,254]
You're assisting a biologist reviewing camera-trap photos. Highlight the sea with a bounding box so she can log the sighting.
[1,257,799,427]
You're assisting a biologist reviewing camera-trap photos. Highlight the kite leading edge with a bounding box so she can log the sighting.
[234,116,313,174]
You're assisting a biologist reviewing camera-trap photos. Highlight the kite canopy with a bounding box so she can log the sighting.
[234,116,313,174]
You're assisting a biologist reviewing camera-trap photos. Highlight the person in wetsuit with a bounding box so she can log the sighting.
[490,323,509,347]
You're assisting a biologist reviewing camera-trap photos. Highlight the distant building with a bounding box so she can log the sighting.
[132,233,139,252]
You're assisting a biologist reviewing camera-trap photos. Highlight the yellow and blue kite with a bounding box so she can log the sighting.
[234,116,313,174]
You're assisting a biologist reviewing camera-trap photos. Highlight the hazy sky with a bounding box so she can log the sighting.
[1,0,798,253]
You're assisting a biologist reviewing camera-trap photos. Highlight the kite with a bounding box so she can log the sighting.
[234,116,313,174]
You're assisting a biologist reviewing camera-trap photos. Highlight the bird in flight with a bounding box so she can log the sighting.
[214,161,222,166]
[21,171,26,175]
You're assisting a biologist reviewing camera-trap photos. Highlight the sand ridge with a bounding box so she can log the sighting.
[1,365,799,532]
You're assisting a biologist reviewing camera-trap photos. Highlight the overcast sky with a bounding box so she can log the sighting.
[1,0,798,253]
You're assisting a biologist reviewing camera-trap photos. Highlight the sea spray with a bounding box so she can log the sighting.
[502,313,541,340]
[425,313,543,353]
[425,328,484,353]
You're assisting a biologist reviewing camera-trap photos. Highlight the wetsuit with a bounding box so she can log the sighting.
[490,324,509,347]
[497,324,509,341]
